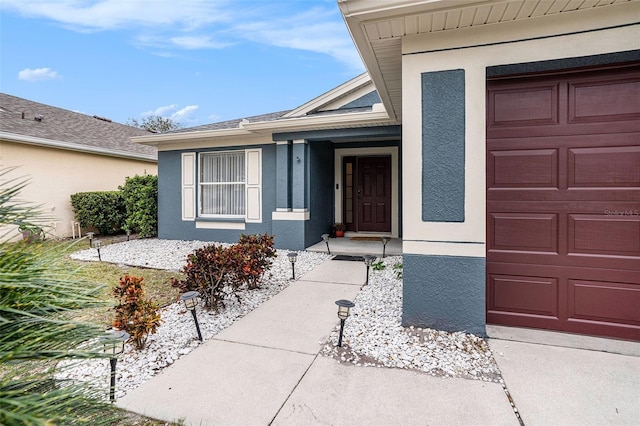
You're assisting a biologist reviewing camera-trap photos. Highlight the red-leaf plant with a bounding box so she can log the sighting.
[113,275,162,350]
[170,233,276,311]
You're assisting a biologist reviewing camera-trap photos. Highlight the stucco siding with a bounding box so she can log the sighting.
[2,140,156,239]
[305,141,334,248]
[402,20,639,258]
[403,254,486,336]
[157,144,277,244]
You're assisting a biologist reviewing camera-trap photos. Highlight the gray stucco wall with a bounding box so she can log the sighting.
[421,70,465,222]
[305,141,335,247]
[402,254,486,336]
[157,145,277,244]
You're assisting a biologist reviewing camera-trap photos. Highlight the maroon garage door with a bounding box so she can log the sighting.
[486,64,640,341]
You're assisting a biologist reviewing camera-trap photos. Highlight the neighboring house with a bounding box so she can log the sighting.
[0,93,158,239]
[134,0,639,342]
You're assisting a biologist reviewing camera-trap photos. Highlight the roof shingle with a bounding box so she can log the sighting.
[0,93,157,159]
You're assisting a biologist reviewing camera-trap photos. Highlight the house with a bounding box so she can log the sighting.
[0,93,158,238]
[134,0,639,342]
[132,74,401,251]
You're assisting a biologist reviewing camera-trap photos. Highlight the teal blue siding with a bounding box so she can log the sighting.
[403,253,486,336]
[421,70,465,222]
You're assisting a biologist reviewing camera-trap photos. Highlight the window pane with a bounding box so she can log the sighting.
[201,152,245,183]
[200,152,245,216]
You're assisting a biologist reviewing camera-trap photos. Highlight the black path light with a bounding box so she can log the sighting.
[126,229,131,241]
[95,240,102,261]
[287,252,298,280]
[381,236,391,258]
[181,291,203,341]
[335,299,355,347]
[102,330,129,402]
[363,255,376,286]
[86,232,95,248]
[321,233,331,255]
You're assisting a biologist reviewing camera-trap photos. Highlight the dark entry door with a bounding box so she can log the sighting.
[356,156,391,232]
[486,65,640,341]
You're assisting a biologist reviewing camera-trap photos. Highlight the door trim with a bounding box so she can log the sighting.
[334,146,399,237]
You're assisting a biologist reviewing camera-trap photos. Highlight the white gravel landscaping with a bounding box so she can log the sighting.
[59,238,502,401]
[59,238,330,400]
[320,255,502,383]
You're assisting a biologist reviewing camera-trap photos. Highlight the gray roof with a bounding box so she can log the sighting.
[169,89,381,134]
[167,110,290,134]
[0,93,157,160]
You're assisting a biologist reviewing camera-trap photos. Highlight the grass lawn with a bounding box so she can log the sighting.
[8,235,185,425]
[28,237,183,328]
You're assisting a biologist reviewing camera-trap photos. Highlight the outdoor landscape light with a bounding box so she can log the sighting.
[126,229,131,241]
[321,233,331,254]
[381,236,390,258]
[287,252,298,280]
[363,255,376,286]
[335,299,355,347]
[95,240,102,261]
[102,330,129,402]
[86,232,95,247]
[181,291,203,341]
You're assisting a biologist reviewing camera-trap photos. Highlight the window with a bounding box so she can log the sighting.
[199,151,245,217]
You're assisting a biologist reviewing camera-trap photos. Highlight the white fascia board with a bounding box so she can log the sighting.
[338,0,480,19]
[282,73,372,118]
[1,131,157,162]
[132,108,394,151]
[242,109,394,133]
[131,127,253,147]
[339,4,399,121]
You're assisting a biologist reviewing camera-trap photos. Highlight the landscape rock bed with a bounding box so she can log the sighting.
[61,239,330,400]
[62,239,502,401]
[320,256,502,382]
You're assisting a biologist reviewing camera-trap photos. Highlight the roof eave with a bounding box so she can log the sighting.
[1,131,157,162]
[339,1,401,122]
[132,107,395,146]
[242,107,395,133]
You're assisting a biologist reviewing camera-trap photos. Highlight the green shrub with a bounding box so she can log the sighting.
[392,262,403,279]
[70,191,125,235]
[119,175,158,238]
[112,275,161,350]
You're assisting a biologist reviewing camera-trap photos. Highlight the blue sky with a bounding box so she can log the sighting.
[0,0,365,128]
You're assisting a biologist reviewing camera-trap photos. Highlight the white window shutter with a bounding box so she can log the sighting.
[245,148,262,223]
[181,152,196,221]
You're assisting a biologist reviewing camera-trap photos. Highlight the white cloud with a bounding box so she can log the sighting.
[171,105,199,121]
[2,1,362,69]
[18,67,61,81]
[232,7,363,70]
[142,104,199,124]
[1,0,230,32]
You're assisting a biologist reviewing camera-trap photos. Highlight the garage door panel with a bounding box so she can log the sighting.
[568,279,640,326]
[569,76,640,124]
[488,273,558,317]
[568,214,640,257]
[489,83,559,128]
[489,149,558,188]
[568,146,640,187]
[489,212,558,253]
[487,65,640,341]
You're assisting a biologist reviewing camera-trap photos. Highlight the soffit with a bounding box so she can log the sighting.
[340,0,638,121]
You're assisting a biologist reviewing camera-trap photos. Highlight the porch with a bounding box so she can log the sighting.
[306,233,402,257]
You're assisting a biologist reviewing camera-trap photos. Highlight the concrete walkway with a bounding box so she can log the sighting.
[117,258,640,425]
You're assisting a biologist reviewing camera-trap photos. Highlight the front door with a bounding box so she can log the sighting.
[343,156,391,232]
